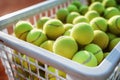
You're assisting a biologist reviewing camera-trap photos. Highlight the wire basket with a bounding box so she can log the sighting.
[0,0,120,80]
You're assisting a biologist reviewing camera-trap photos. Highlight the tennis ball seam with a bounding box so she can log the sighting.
[104,9,115,18]
[116,17,120,30]
[30,33,42,43]
[93,49,102,55]
[19,30,30,38]
[82,52,92,64]
[48,24,61,27]
[94,22,102,31]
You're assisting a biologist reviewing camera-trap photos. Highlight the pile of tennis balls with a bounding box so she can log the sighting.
[13,0,120,79]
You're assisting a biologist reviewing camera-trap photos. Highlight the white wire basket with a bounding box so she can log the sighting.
[0,0,120,80]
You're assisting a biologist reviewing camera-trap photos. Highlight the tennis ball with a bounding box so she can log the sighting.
[26,29,47,46]
[103,52,109,58]
[107,32,117,41]
[84,43,104,64]
[36,17,50,29]
[53,36,78,59]
[16,67,29,78]
[66,12,80,23]
[56,8,69,23]
[85,10,100,21]
[30,75,39,80]
[90,0,103,2]
[73,16,89,24]
[43,19,65,40]
[49,78,56,80]
[78,5,88,15]
[102,0,117,8]
[93,30,109,49]
[108,15,120,34]
[89,2,105,15]
[109,38,120,51]
[12,51,22,65]
[15,75,24,80]
[63,29,71,36]
[63,23,73,31]
[90,17,107,32]
[48,66,66,80]
[12,55,21,65]
[71,0,81,8]
[30,70,45,79]
[15,67,29,80]
[104,7,120,19]
[22,56,37,73]
[72,50,98,67]
[14,21,33,40]
[70,23,94,45]
[67,4,79,13]
[40,40,54,52]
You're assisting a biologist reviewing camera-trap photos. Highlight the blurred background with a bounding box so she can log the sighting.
[0,0,45,16]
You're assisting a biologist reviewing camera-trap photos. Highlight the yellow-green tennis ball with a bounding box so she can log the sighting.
[36,17,50,29]
[104,7,120,19]
[72,50,98,67]
[49,78,56,80]
[30,70,45,80]
[67,4,79,13]
[28,57,37,73]
[43,19,65,40]
[91,0,103,2]
[109,38,120,51]
[48,66,66,80]
[12,55,21,65]
[16,67,29,79]
[63,23,73,31]
[93,30,109,49]
[89,2,105,14]
[85,10,100,21]
[63,29,71,36]
[90,17,107,32]
[70,23,94,45]
[84,43,104,64]
[102,0,117,8]
[15,75,24,80]
[56,8,69,23]
[53,36,78,59]
[108,15,120,34]
[12,51,25,66]
[40,40,54,52]
[103,52,109,58]
[22,56,37,73]
[71,0,81,8]
[31,75,39,80]
[12,51,22,65]
[78,5,88,15]
[66,12,80,23]
[73,16,89,24]
[26,29,47,46]
[14,21,33,40]
[107,32,117,41]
